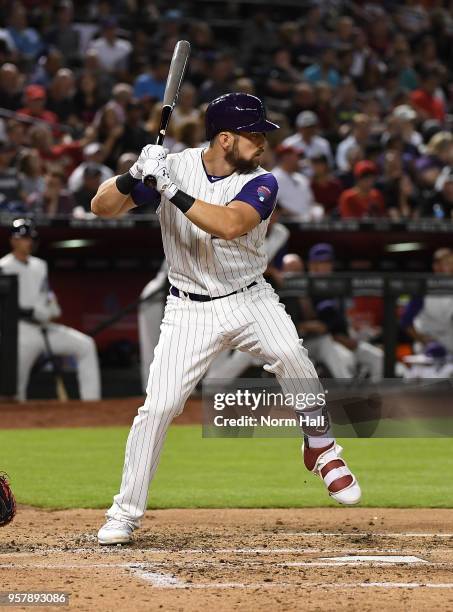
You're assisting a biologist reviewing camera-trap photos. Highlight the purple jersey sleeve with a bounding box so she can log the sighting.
[232,173,278,220]
[131,182,161,209]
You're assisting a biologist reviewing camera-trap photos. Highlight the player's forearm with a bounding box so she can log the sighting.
[185,200,246,240]
[91,177,136,218]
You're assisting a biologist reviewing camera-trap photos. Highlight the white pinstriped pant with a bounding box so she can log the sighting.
[107,280,322,526]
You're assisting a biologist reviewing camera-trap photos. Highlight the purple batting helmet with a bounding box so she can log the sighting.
[205,93,280,140]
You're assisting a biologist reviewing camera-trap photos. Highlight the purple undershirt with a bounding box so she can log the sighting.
[131,182,161,208]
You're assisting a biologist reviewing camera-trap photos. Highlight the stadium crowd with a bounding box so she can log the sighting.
[0,0,452,219]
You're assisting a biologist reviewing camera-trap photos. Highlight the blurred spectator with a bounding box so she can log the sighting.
[29,48,64,88]
[272,145,316,220]
[423,168,453,220]
[88,18,132,76]
[28,124,83,177]
[240,11,277,67]
[335,77,360,127]
[388,104,422,150]
[116,152,138,175]
[73,163,102,213]
[336,145,364,189]
[0,141,24,211]
[133,56,169,102]
[396,1,429,37]
[409,65,445,122]
[68,142,113,192]
[0,63,23,110]
[339,161,385,218]
[310,154,344,216]
[40,170,76,216]
[17,148,44,202]
[45,0,81,66]
[171,83,200,129]
[81,48,113,101]
[392,41,418,91]
[425,132,453,167]
[47,68,77,123]
[18,85,58,128]
[74,71,104,125]
[287,83,316,127]
[188,20,215,54]
[303,46,340,88]
[265,48,300,107]
[110,83,133,124]
[88,102,124,169]
[171,119,203,153]
[198,53,236,104]
[7,3,43,63]
[118,101,152,154]
[336,114,370,172]
[6,120,27,151]
[376,151,416,219]
[282,111,333,167]
[314,81,335,132]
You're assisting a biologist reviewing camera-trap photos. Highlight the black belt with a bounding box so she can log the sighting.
[170,281,257,302]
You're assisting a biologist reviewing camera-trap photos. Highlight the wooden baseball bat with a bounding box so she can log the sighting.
[144,40,191,185]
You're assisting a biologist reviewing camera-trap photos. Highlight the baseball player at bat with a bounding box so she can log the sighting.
[92,93,361,545]
[0,219,101,402]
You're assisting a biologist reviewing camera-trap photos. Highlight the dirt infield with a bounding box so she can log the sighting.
[0,397,202,428]
[1,399,453,610]
[1,508,453,611]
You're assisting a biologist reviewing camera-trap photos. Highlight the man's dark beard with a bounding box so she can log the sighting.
[225,137,260,174]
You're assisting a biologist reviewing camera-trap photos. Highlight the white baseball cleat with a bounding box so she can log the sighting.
[97,518,135,545]
[303,439,362,506]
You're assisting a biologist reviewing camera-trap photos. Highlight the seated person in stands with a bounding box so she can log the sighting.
[339,160,386,218]
[271,144,318,220]
[310,154,344,217]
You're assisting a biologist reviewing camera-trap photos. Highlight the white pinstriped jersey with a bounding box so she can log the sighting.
[158,147,277,297]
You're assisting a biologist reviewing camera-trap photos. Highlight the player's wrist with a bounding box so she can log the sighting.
[158,179,194,213]
[116,172,140,195]
[168,188,195,213]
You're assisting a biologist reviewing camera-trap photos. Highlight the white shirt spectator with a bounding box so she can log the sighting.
[282,133,333,167]
[68,162,113,193]
[88,36,132,73]
[273,166,315,218]
[336,134,358,172]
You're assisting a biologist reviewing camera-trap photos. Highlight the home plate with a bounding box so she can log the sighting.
[320,556,427,565]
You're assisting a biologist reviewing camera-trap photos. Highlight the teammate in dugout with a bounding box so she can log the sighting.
[92,93,361,545]
[0,219,101,401]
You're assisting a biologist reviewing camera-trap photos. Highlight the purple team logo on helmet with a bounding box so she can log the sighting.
[257,185,271,202]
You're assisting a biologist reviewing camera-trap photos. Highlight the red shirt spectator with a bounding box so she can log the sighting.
[310,154,344,214]
[18,84,58,126]
[410,89,445,122]
[339,160,386,218]
[409,65,445,122]
[28,124,83,177]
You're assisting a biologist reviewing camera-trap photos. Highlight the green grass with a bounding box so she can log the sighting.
[0,426,452,508]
